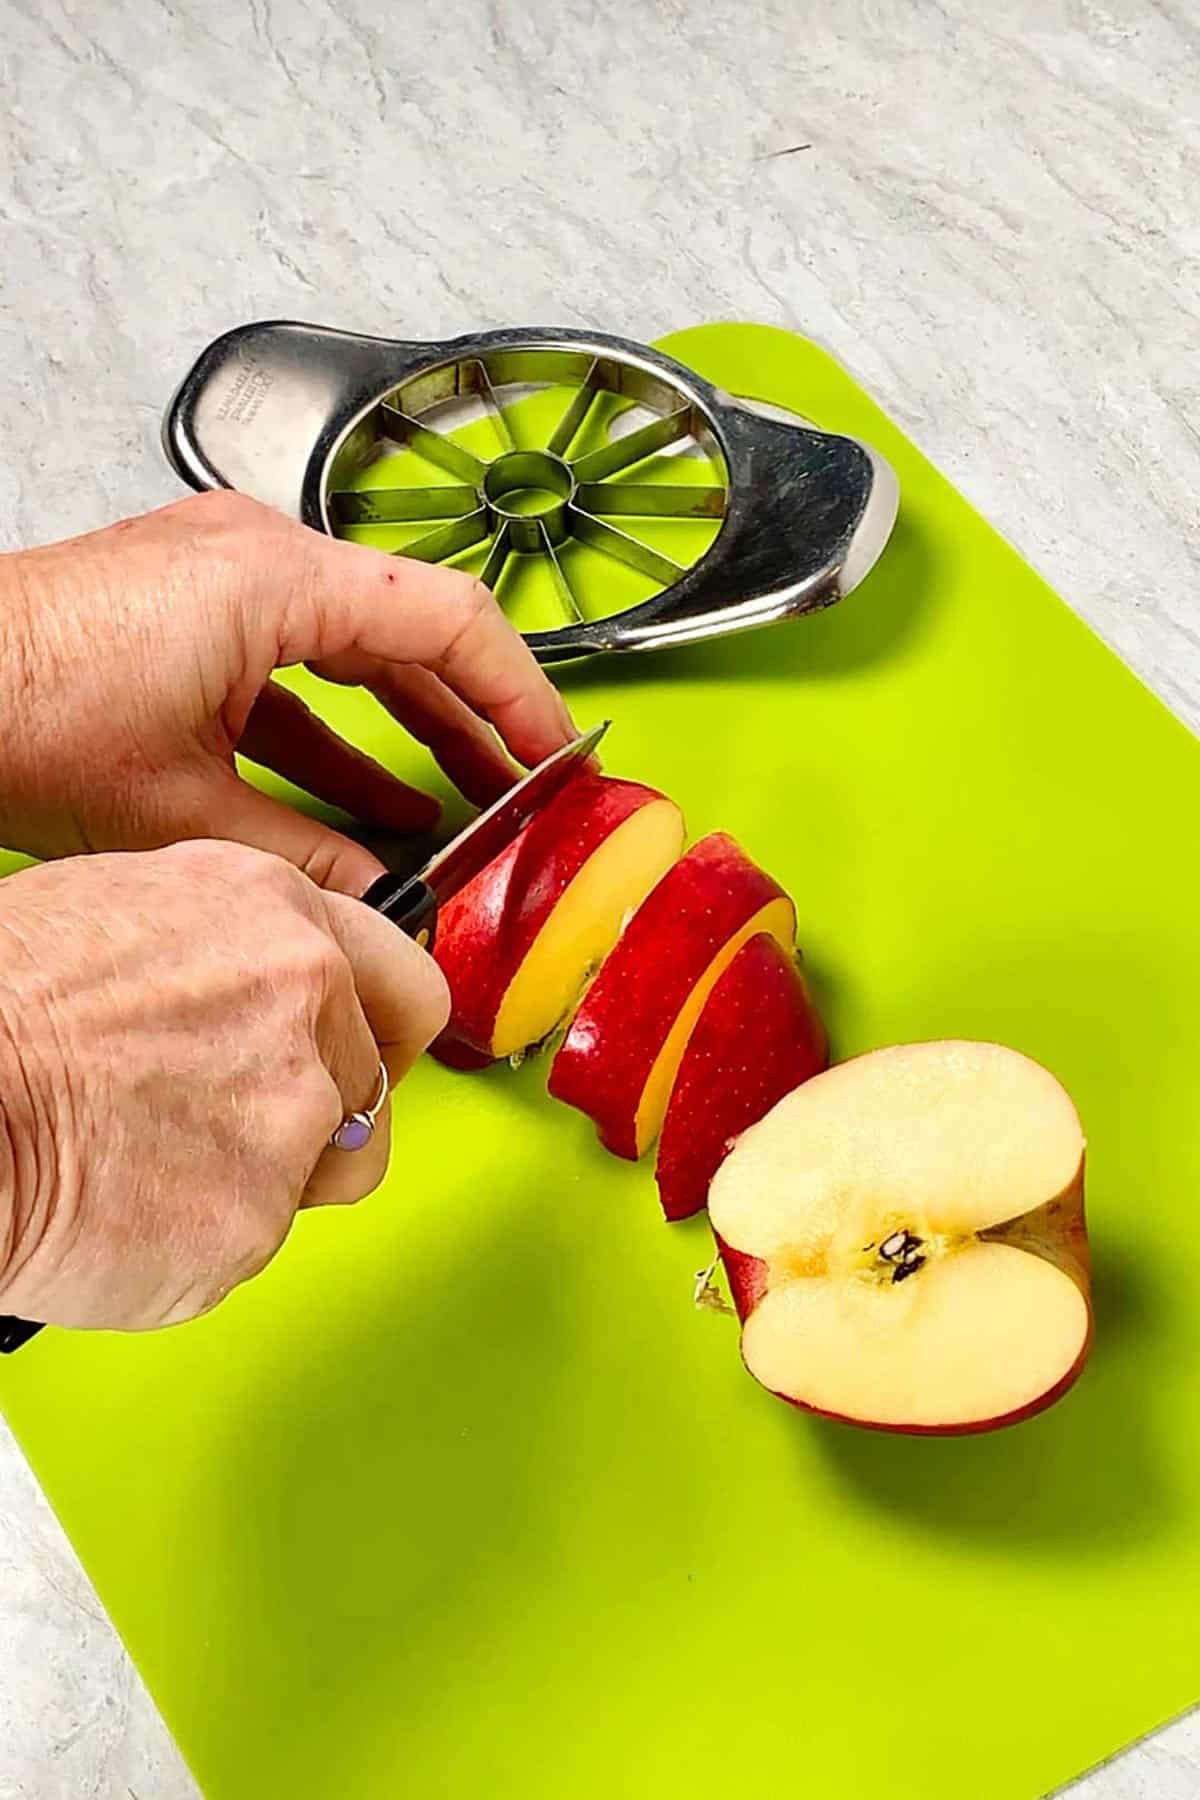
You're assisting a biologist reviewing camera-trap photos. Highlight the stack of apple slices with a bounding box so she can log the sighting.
[432,775,829,1202]
[547,831,822,1172]
[431,775,1092,1435]
[432,775,687,1069]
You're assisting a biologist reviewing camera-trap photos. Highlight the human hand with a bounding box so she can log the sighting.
[0,839,449,1329]
[0,491,578,893]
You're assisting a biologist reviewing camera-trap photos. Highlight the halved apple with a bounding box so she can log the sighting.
[431,774,684,1064]
[709,1041,1090,1434]
[654,932,828,1221]
[548,835,795,1159]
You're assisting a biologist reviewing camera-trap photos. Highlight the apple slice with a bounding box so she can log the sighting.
[428,1035,495,1073]
[548,835,795,1159]
[431,774,684,1064]
[654,933,828,1221]
[709,1041,1090,1434]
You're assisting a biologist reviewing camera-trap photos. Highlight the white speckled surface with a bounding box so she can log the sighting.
[1,0,1198,1794]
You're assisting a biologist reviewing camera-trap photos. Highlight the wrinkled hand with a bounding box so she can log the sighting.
[0,490,577,894]
[0,840,450,1329]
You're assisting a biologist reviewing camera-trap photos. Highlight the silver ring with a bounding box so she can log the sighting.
[330,1060,389,1152]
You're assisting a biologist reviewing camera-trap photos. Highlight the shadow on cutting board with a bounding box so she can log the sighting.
[554,508,940,697]
[180,1182,664,1798]
[262,506,938,887]
[809,1236,1167,1555]
[803,931,1180,1557]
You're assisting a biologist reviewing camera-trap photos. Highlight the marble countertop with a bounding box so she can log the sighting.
[1,0,1198,1794]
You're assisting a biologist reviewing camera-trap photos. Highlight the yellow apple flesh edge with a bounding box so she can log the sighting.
[490,799,685,1059]
[632,894,796,1156]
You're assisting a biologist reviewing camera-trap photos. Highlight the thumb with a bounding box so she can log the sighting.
[197,768,387,896]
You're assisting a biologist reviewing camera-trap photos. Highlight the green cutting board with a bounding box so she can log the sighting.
[2,324,1198,1800]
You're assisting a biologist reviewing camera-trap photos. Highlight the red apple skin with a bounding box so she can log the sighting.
[548,835,793,1161]
[430,1034,495,1072]
[655,933,828,1220]
[715,1235,768,1320]
[715,1178,1093,1436]
[431,774,670,1060]
[750,1344,1093,1438]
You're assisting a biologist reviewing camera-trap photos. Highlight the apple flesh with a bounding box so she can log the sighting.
[432,775,684,1064]
[654,932,828,1221]
[708,1041,1090,1434]
[548,834,795,1160]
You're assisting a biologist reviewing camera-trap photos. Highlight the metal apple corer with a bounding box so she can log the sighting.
[162,323,898,662]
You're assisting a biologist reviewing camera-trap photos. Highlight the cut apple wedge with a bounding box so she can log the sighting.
[548,834,795,1160]
[428,1036,495,1073]
[655,933,828,1221]
[431,774,684,1064]
[709,1041,1090,1435]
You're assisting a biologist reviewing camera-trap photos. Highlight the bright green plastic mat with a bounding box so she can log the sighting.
[2,323,1198,1800]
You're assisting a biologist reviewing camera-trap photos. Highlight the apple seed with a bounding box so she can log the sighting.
[878,1230,927,1284]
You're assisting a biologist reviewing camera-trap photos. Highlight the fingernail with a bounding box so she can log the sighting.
[558,695,582,745]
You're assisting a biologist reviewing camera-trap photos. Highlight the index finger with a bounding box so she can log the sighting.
[283,534,578,772]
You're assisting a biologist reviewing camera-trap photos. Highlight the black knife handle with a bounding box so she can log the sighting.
[0,876,441,1357]
[360,873,439,948]
[0,1316,43,1354]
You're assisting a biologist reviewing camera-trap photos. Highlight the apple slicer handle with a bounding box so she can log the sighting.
[162,320,417,527]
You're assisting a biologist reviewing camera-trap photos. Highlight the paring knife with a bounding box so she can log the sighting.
[360,719,607,939]
[0,720,609,1355]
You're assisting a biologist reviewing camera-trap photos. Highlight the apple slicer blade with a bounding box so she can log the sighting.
[164,322,898,663]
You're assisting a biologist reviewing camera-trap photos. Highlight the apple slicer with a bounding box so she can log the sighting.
[163,323,898,663]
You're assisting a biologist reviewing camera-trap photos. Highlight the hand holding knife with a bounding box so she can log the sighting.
[0,720,609,1354]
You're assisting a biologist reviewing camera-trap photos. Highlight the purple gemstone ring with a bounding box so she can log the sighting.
[330,1060,389,1152]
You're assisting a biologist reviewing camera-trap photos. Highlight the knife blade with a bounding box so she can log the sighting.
[361,719,609,936]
